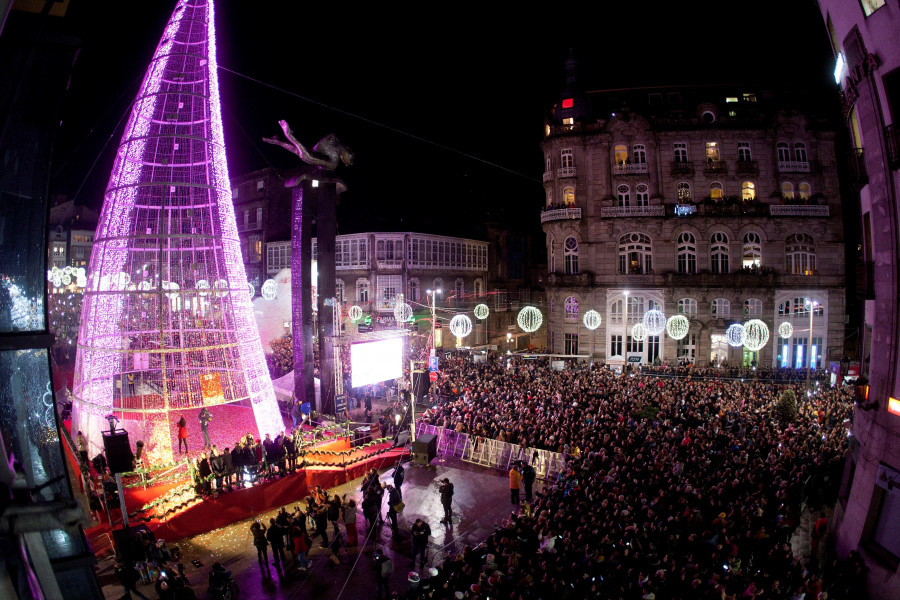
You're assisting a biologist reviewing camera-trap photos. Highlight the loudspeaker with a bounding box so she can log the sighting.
[394,431,410,448]
[103,431,134,474]
[412,433,437,464]
[411,370,429,398]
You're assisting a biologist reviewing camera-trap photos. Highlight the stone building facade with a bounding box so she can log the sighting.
[541,69,846,368]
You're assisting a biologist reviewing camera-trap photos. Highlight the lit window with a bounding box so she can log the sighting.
[782,182,795,201]
[614,144,628,165]
[562,98,574,109]
[564,297,579,321]
[618,233,652,275]
[742,232,761,268]
[705,142,720,163]
[799,182,811,201]
[742,93,757,103]
[676,182,691,202]
[563,186,575,206]
[742,181,756,201]
[785,234,816,275]
[562,117,574,126]
[860,0,885,18]
[710,182,724,201]
[725,97,738,103]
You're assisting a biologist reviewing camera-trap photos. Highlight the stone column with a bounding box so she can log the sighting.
[289,176,315,410]
[316,177,339,415]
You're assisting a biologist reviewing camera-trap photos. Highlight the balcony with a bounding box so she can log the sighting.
[540,206,582,223]
[703,160,727,175]
[556,166,576,178]
[547,271,593,286]
[769,204,830,217]
[856,260,875,299]
[613,162,649,175]
[664,269,776,288]
[671,161,694,176]
[848,148,868,190]
[886,124,899,170]
[777,160,810,173]
[600,205,665,218]
[542,171,553,182]
[735,159,758,174]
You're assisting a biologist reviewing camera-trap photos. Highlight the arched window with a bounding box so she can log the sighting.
[737,141,752,161]
[744,298,763,317]
[794,142,808,163]
[785,233,816,275]
[564,296,579,321]
[455,278,464,300]
[710,232,730,274]
[678,298,697,316]
[356,278,370,303]
[742,181,756,201]
[548,239,555,273]
[636,183,649,207]
[799,182,811,201]
[408,278,419,303]
[546,189,552,207]
[709,182,724,201]
[617,185,630,207]
[432,278,444,293]
[545,153,552,173]
[564,236,579,274]
[777,141,790,162]
[563,186,575,205]
[633,144,646,164]
[335,279,345,304]
[627,296,645,321]
[782,182,794,201]
[742,232,761,268]
[677,232,697,274]
[677,182,691,202]
[614,144,628,165]
[674,142,688,163]
[561,148,574,169]
[474,278,483,297]
[711,298,730,318]
[618,233,652,275]
[705,141,720,162]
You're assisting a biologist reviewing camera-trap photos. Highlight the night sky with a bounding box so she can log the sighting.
[48,0,838,239]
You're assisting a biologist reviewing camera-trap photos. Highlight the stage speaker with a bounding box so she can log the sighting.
[412,433,437,465]
[411,370,429,398]
[394,431,410,448]
[103,431,134,474]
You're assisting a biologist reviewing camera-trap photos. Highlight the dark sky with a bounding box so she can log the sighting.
[49,0,837,237]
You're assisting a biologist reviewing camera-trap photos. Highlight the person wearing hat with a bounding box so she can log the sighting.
[439,478,454,524]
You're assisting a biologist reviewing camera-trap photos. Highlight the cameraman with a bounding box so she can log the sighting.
[438,478,454,524]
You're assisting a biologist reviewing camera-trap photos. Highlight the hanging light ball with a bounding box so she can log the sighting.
[394,301,413,323]
[348,305,363,321]
[642,309,666,336]
[164,281,180,300]
[726,323,746,347]
[247,281,255,297]
[666,314,690,340]
[778,321,793,339]
[473,303,490,320]
[631,323,647,342]
[583,309,601,331]
[261,278,277,300]
[743,319,770,352]
[517,306,543,333]
[61,273,72,286]
[214,279,229,296]
[449,314,473,338]
[196,279,210,297]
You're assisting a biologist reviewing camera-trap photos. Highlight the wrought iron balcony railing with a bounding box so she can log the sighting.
[769,205,830,217]
[613,162,649,175]
[600,205,665,218]
[540,207,582,223]
[556,166,576,178]
[777,160,810,173]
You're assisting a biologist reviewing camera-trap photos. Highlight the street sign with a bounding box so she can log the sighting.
[428,356,439,372]
[429,371,438,382]
[335,394,347,416]
[357,324,373,333]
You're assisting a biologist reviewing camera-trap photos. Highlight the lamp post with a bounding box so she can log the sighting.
[805,299,818,390]
[426,288,441,401]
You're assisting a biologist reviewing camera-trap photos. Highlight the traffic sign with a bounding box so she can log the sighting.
[429,356,439,372]
[429,371,438,382]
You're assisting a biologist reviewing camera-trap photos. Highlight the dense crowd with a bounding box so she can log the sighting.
[407,356,860,600]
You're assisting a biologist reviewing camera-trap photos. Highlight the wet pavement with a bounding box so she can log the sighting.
[97,454,544,599]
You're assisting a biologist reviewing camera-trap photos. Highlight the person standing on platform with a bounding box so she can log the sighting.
[509,463,522,505]
[393,461,405,499]
[222,446,234,490]
[177,416,188,454]
[199,407,212,449]
[76,431,89,467]
[291,398,301,428]
[522,462,536,502]
[439,478,454,524]
[230,443,243,488]
[198,452,212,495]
[209,446,224,493]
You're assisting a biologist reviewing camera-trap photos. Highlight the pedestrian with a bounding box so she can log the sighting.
[439,478,454,524]
[410,518,431,568]
[342,496,359,546]
[291,399,301,428]
[267,518,287,573]
[198,407,212,449]
[364,407,373,424]
[314,502,330,548]
[392,461,405,499]
[250,521,270,577]
[177,416,188,454]
[521,462,536,502]
[386,484,402,530]
[292,516,311,570]
[115,560,150,600]
[509,463,522,505]
[328,493,343,537]
[76,430,89,467]
[230,443,243,488]
[374,548,392,600]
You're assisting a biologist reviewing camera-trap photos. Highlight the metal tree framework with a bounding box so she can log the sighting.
[72,0,282,462]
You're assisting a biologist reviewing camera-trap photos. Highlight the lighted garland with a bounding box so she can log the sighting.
[778,322,793,339]
[642,309,666,336]
[348,305,363,321]
[726,323,746,347]
[473,303,489,320]
[517,306,543,333]
[743,319,770,352]
[583,309,601,331]
[449,314,473,339]
[631,323,647,342]
[665,314,690,340]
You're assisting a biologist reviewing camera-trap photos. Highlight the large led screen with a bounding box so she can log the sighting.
[350,337,403,388]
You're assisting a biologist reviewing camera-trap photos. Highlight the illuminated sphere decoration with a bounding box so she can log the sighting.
[743,319,770,352]
[666,314,690,340]
[725,323,746,347]
[778,321,793,339]
[214,279,229,296]
[261,278,277,300]
[583,309,601,331]
[393,301,413,323]
[449,314,473,338]
[248,282,255,297]
[642,309,666,336]
[473,303,490,320]
[517,306,543,333]
[196,279,210,297]
[631,323,647,342]
[348,305,363,321]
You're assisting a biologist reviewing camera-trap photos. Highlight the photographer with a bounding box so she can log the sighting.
[438,478,454,524]
[410,518,431,569]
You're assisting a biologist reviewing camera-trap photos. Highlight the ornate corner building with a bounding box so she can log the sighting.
[816,2,900,597]
[540,56,846,368]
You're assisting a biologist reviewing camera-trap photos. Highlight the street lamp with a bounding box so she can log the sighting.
[805,299,819,390]
[426,288,441,406]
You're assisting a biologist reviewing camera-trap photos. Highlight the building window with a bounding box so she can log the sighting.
[408,278,419,303]
[709,182,724,201]
[674,142,688,163]
[545,153,551,173]
[248,234,262,263]
[256,179,264,191]
[785,233,816,275]
[617,185,630,207]
[710,232,730,274]
[737,141,751,161]
[627,335,644,353]
[610,334,623,357]
[335,279,345,304]
[618,233,652,275]
[744,298,763,317]
[561,148,573,169]
[473,278,483,297]
[677,182,691,202]
[256,207,263,224]
[455,278,464,300]
[860,0,886,17]
[705,141,720,163]
[794,142,808,163]
[548,239,555,273]
[376,275,402,311]
[564,333,579,355]
[782,182,795,201]
[777,141,790,162]
[678,298,697,315]
[432,278,444,293]
[677,333,697,364]
[627,296,645,322]
[711,298,730,318]
[563,186,575,206]
[356,278,370,303]
[742,181,756,201]
[677,232,697,274]
[647,336,660,362]
[614,144,628,165]
[564,296,579,321]
[232,187,239,199]
[742,232,761,268]
[636,183,649,207]
[564,236,579,274]
[610,299,624,325]
[633,144,646,164]
[869,481,900,560]
[799,182,811,201]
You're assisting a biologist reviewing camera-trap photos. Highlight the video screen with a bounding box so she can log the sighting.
[350,337,403,388]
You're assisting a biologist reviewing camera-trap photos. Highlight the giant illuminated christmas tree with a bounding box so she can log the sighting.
[72,0,283,462]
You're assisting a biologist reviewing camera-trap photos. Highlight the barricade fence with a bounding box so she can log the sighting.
[414,424,565,482]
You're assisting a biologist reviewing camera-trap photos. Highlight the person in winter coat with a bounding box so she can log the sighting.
[342,496,359,546]
[508,464,522,505]
[266,518,287,572]
[291,518,310,570]
[177,417,188,454]
[386,484,402,529]
[328,494,342,537]
[392,462,405,499]
[250,521,269,577]
[521,462,537,502]
[410,518,431,568]
[230,444,244,488]
[439,478,454,523]
[222,446,234,490]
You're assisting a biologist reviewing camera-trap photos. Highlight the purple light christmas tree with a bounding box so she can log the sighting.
[72,0,282,462]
